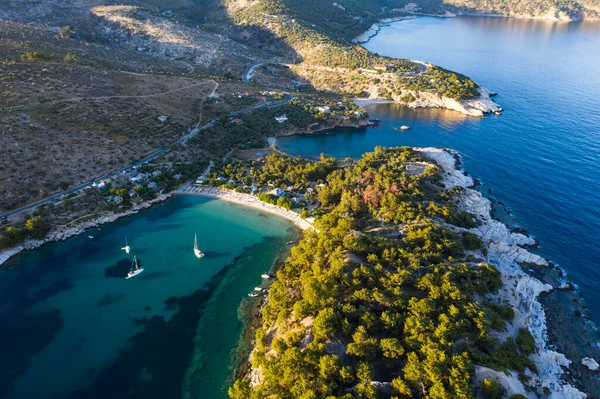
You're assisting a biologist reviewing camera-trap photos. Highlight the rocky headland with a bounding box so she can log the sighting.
[416,147,595,398]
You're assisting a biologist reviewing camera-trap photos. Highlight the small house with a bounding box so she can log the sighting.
[270,188,286,197]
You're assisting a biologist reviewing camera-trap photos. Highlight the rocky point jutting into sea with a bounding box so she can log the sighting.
[415,148,592,398]
[240,147,597,398]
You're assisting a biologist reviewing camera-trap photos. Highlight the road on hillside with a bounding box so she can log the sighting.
[242,62,266,84]
[0,93,293,220]
[410,60,428,74]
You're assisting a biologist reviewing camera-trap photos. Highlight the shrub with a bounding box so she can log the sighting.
[258,192,277,204]
[463,232,483,250]
[516,328,536,355]
[276,196,293,210]
[480,379,501,399]
[448,210,478,228]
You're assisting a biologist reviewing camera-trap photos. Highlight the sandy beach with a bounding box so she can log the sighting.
[174,185,313,231]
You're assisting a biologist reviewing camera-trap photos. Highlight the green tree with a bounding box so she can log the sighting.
[313,307,338,340]
[480,379,501,399]
[25,216,50,239]
[277,196,293,210]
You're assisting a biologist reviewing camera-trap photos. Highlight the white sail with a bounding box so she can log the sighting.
[194,234,205,258]
[121,237,130,254]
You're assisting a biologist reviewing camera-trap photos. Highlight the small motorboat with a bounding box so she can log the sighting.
[400,125,410,131]
[88,236,94,239]
[287,241,295,245]
[254,287,263,292]
[261,274,272,279]
[248,292,260,298]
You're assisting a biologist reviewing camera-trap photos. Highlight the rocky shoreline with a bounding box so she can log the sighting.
[0,193,172,267]
[352,16,417,43]
[275,118,375,138]
[352,17,502,117]
[417,147,595,398]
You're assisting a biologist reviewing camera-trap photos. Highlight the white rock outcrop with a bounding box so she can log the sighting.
[407,87,501,117]
[418,147,587,399]
[581,357,599,371]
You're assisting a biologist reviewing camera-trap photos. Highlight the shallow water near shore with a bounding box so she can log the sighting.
[277,16,600,325]
[0,195,297,399]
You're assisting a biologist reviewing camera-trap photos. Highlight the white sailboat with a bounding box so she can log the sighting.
[194,234,205,258]
[121,237,130,254]
[126,256,144,279]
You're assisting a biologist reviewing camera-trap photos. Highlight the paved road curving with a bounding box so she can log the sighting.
[242,62,266,84]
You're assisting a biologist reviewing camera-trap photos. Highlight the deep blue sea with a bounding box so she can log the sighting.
[0,195,297,399]
[278,17,600,322]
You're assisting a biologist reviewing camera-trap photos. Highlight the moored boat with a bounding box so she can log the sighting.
[193,234,205,258]
[121,237,130,254]
[126,256,144,279]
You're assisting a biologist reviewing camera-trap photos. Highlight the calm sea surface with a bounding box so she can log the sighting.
[278,17,600,320]
[0,195,297,399]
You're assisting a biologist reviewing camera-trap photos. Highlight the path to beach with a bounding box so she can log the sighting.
[175,186,313,231]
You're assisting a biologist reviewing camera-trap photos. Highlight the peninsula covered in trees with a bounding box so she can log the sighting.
[226,148,544,399]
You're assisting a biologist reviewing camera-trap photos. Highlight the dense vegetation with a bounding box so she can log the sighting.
[0,216,51,249]
[226,0,481,100]
[229,148,533,399]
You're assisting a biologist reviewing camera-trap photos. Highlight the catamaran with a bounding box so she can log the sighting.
[126,256,144,279]
[193,234,205,258]
[121,237,130,254]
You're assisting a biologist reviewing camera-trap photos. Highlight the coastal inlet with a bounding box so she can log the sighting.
[0,195,298,399]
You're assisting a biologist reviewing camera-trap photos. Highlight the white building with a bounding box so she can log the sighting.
[275,115,288,123]
[270,188,286,197]
[316,106,331,114]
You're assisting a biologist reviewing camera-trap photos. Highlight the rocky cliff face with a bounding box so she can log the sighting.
[403,87,501,117]
[416,147,589,398]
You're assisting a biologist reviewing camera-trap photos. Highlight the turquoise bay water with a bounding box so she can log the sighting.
[0,195,297,399]
[278,17,600,321]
